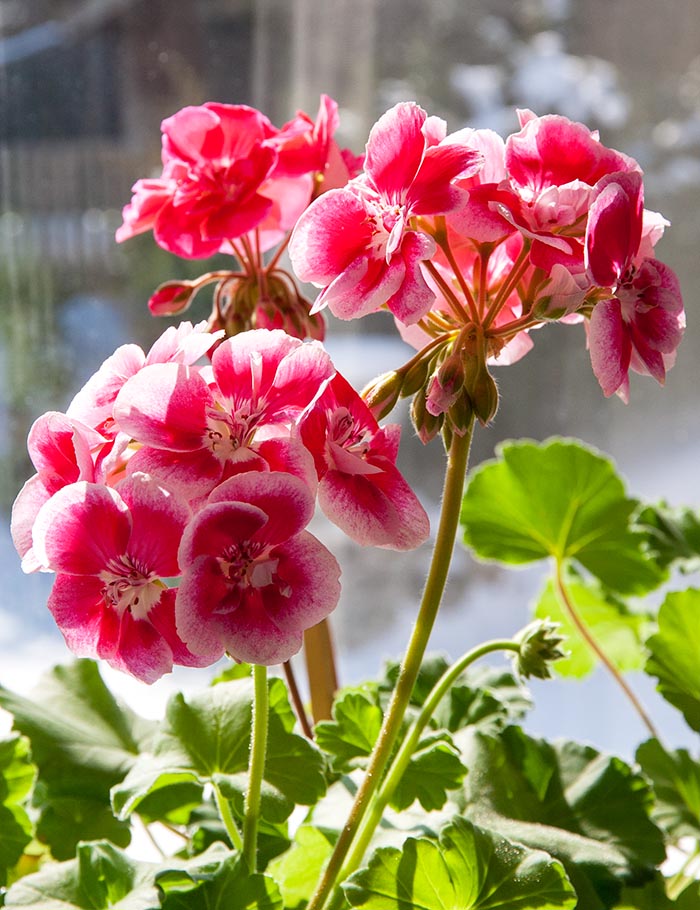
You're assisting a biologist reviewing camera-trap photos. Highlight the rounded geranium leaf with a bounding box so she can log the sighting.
[460,438,663,595]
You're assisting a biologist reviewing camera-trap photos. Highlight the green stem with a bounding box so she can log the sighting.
[243,663,269,870]
[336,639,521,889]
[213,782,243,852]
[554,560,660,741]
[305,423,475,910]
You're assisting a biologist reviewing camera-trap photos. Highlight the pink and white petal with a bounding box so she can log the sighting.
[260,532,341,631]
[218,594,304,665]
[117,473,191,577]
[319,471,395,547]
[209,471,315,545]
[11,473,53,566]
[319,255,405,321]
[289,188,373,285]
[588,299,632,398]
[175,556,236,658]
[385,233,437,325]
[48,573,107,656]
[67,344,146,426]
[408,145,481,214]
[33,482,131,575]
[585,182,639,287]
[125,446,222,501]
[104,610,176,683]
[27,412,99,482]
[146,588,220,668]
[364,102,427,203]
[178,501,268,568]
[145,320,222,366]
[212,329,299,403]
[254,437,318,493]
[369,466,431,550]
[115,362,213,451]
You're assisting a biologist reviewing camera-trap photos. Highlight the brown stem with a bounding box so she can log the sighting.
[283,659,314,739]
[554,561,661,741]
[304,619,339,723]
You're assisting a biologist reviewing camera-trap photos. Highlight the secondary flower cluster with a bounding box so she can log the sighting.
[118,96,362,341]
[12,323,429,682]
[290,104,685,437]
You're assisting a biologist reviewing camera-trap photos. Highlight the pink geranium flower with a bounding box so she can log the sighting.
[289,102,483,325]
[585,173,685,400]
[117,103,284,258]
[176,471,341,665]
[114,329,332,499]
[31,474,215,683]
[299,374,430,549]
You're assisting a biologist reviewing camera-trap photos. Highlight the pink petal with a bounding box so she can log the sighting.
[208,471,315,545]
[125,446,222,501]
[114,362,213,451]
[67,345,146,427]
[178,501,269,569]
[145,588,220,669]
[48,573,109,656]
[588,299,632,398]
[11,473,53,568]
[33,482,131,575]
[259,532,341,631]
[117,473,191,577]
[289,188,373,285]
[364,103,427,202]
[385,232,437,324]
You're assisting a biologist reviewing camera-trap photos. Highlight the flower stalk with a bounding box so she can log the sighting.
[243,663,269,871]
[306,420,475,910]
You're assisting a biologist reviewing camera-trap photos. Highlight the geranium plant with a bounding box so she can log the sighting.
[2,93,699,910]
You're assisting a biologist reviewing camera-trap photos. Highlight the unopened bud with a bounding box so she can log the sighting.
[514,620,567,680]
[401,353,435,398]
[467,361,499,426]
[411,388,444,444]
[426,349,465,417]
[362,371,403,420]
[148,280,198,316]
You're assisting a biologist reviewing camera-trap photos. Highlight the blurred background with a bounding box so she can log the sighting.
[1,0,698,754]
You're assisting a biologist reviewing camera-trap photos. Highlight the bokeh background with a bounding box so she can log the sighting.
[1,0,698,754]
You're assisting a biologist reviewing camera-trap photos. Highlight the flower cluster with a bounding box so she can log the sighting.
[117,96,362,342]
[290,104,685,438]
[12,323,429,682]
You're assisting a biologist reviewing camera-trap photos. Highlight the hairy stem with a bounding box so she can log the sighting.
[243,663,269,870]
[335,639,521,889]
[554,560,660,740]
[305,423,475,910]
[212,782,243,852]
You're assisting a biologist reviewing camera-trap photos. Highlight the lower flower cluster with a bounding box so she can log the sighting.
[11,322,429,681]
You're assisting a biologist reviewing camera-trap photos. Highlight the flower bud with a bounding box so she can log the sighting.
[514,620,567,680]
[426,349,465,417]
[411,387,444,444]
[401,352,435,398]
[362,371,403,420]
[148,280,198,316]
[464,358,499,426]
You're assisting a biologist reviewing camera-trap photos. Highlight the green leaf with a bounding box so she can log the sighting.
[389,734,466,812]
[618,876,700,908]
[158,852,282,910]
[4,841,161,909]
[315,689,384,771]
[382,658,532,733]
[635,503,700,573]
[0,736,35,885]
[112,677,325,826]
[534,572,650,678]
[455,727,665,908]
[344,816,576,909]
[646,589,700,732]
[0,661,152,859]
[636,738,700,841]
[460,439,664,595]
[267,825,335,909]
